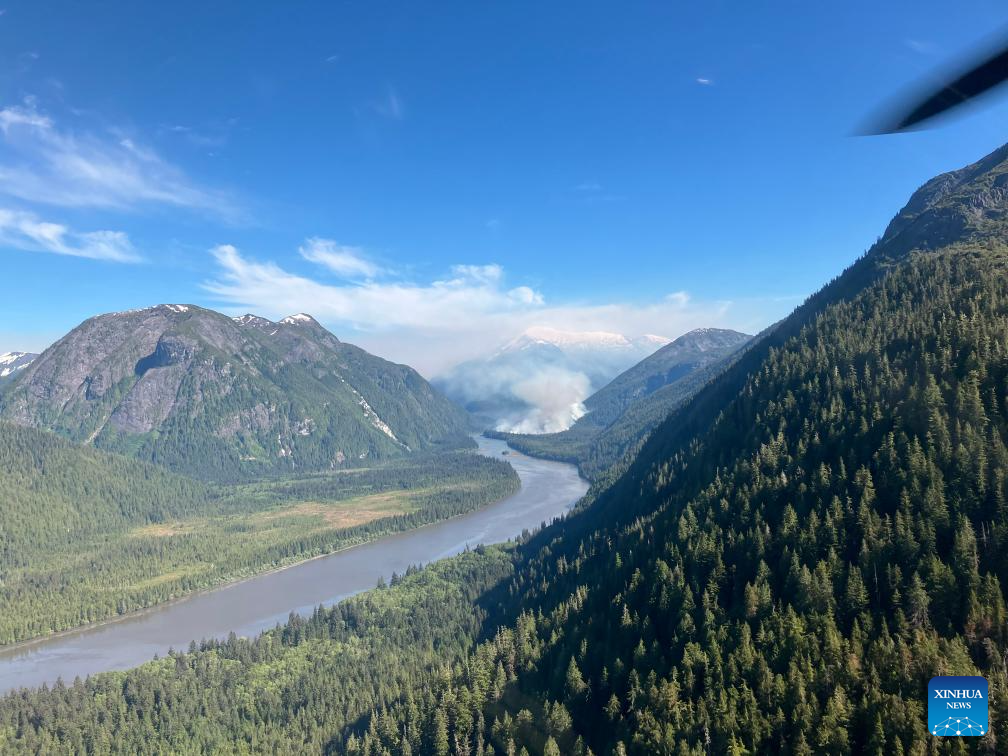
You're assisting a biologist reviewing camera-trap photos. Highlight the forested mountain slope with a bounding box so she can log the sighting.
[6,145,1008,753]
[0,306,469,480]
[580,327,751,428]
[494,328,752,480]
[359,142,1008,754]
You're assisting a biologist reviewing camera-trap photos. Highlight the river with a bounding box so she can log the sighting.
[0,436,587,694]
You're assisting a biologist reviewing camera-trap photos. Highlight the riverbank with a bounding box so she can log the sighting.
[0,436,587,692]
[0,445,517,649]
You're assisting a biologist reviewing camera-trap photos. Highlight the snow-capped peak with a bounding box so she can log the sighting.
[504,326,632,352]
[281,313,318,325]
[497,326,674,356]
[0,351,37,379]
[633,334,672,347]
[233,314,274,328]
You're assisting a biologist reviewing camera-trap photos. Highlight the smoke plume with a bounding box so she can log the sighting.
[495,367,591,434]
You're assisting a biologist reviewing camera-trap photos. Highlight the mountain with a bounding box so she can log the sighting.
[0,351,36,385]
[381,140,1008,753]
[9,144,1008,753]
[501,326,668,356]
[435,326,671,433]
[493,327,752,478]
[0,305,469,480]
[578,327,751,428]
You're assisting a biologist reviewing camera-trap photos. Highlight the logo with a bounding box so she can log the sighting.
[928,676,988,737]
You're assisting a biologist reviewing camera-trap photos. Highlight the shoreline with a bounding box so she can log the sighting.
[0,438,530,661]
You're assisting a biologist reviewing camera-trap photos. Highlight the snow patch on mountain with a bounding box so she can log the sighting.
[282,313,316,325]
[0,351,37,379]
[335,374,410,451]
[233,314,274,328]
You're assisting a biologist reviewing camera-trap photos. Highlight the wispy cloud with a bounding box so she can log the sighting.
[202,242,771,375]
[904,39,939,56]
[377,89,404,119]
[299,237,381,278]
[0,207,138,262]
[357,88,404,121]
[572,180,622,204]
[696,77,713,86]
[0,100,238,218]
[160,118,237,149]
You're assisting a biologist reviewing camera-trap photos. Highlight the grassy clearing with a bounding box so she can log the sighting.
[0,450,520,646]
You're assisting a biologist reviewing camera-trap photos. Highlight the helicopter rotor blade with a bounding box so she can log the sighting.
[865,41,1008,134]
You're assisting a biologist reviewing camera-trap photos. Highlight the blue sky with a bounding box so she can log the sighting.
[2,1,1008,374]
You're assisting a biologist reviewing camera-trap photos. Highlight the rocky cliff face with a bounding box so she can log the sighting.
[0,305,469,480]
[879,142,1008,255]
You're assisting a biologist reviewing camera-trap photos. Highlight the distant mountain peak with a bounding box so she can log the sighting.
[0,351,37,381]
[281,313,320,326]
[671,327,752,349]
[633,334,673,347]
[502,326,665,354]
[233,314,274,329]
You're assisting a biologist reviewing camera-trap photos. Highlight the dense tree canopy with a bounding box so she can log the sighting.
[0,424,517,646]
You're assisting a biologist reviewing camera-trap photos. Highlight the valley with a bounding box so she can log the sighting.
[492,326,753,479]
[0,422,518,647]
[0,436,587,694]
[7,3,1008,752]
[5,139,1008,754]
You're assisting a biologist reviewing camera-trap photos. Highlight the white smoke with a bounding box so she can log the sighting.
[495,367,591,434]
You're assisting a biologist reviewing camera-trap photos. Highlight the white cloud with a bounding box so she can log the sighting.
[0,100,237,218]
[206,245,538,341]
[0,208,138,262]
[203,242,780,376]
[299,237,381,278]
[0,106,51,132]
[696,77,713,86]
[443,263,503,285]
[376,89,404,119]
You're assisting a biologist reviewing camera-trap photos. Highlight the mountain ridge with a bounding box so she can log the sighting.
[493,326,752,478]
[341,138,1008,754]
[0,304,469,480]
